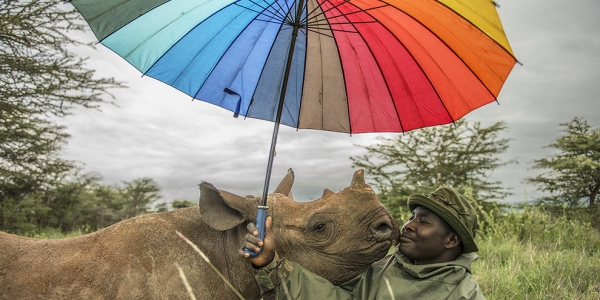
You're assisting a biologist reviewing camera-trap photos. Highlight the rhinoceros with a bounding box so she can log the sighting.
[0,169,399,299]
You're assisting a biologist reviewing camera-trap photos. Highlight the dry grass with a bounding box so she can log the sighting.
[175,230,246,300]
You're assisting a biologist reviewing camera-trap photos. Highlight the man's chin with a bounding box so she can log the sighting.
[396,243,413,257]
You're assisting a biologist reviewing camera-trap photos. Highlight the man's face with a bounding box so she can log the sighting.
[398,206,456,264]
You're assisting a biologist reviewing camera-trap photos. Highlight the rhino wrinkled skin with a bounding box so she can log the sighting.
[0,169,399,299]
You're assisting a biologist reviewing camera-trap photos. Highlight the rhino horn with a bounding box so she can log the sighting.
[199,181,258,231]
[351,169,367,189]
[273,168,295,199]
[322,188,335,198]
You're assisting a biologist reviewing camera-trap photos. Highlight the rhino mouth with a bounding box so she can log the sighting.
[369,217,400,246]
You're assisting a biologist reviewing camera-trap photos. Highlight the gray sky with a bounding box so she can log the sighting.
[57,0,600,205]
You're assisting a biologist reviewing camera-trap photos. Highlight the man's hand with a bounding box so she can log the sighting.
[239,216,276,268]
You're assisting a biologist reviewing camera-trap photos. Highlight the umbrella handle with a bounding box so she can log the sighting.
[244,206,268,258]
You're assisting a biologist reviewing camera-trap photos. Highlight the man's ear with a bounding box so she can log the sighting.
[445,233,461,250]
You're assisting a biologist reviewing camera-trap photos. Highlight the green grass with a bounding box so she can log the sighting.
[473,206,600,299]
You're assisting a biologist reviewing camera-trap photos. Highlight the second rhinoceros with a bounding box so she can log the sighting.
[0,169,399,299]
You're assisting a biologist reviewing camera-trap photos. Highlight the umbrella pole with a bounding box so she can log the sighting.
[246,0,304,257]
[261,0,304,207]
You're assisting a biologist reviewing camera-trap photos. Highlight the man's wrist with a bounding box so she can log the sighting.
[252,252,280,270]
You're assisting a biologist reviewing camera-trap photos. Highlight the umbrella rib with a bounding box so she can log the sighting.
[255,18,290,25]
[309,26,360,34]
[290,0,308,26]
[234,3,288,23]
[304,0,350,24]
[321,4,389,23]
[244,0,286,13]
[305,3,389,26]
[303,26,373,39]
[303,3,390,34]
[304,27,334,38]
[302,26,367,39]
[267,0,296,24]
[239,7,287,24]
[264,0,292,21]
[303,1,330,24]
[308,20,377,27]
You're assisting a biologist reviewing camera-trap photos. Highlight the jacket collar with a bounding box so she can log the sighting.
[392,248,479,283]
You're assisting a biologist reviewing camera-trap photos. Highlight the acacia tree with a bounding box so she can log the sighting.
[121,178,163,219]
[0,0,123,231]
[524,118,600,209]
[351,120,514,219]
[38,170,108,232]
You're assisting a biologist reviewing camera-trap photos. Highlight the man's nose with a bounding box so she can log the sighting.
[402,220,415,232]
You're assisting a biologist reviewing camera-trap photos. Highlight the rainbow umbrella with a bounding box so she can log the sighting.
[69,0,517,254]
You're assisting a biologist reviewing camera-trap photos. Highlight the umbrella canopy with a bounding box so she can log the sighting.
[70,0,516,134]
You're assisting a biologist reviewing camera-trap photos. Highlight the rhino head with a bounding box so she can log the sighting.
[200,169,400,285]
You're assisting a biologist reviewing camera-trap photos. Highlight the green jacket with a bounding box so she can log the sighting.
[255,248,485,300]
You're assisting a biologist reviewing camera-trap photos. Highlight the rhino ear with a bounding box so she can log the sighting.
[199,182,258,231]
[351,169,367,188]
[273,168,294,199]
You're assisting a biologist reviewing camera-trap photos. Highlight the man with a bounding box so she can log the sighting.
[240,186,485,299]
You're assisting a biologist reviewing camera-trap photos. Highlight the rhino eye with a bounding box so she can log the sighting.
[306,214,335,244]
[314,223,326,232]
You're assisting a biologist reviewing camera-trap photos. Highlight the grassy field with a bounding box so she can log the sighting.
[473,206,600,300]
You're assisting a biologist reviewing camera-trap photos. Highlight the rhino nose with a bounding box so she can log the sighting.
[371,219,394,242]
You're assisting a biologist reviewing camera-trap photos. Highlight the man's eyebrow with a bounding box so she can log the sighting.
[417,211,432,219]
